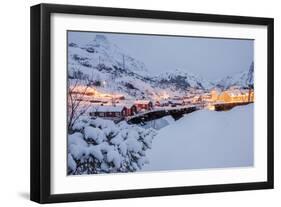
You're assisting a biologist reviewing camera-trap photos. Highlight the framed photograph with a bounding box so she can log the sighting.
[30,3,274,203]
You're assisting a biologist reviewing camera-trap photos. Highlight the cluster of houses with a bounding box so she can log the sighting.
[210,88,254,103]
[89,96,202,121]
[155,99,184,107]
[88,88,254,120]
[205,88,254,111]
[89,100,153,120]
[155,94,210,107]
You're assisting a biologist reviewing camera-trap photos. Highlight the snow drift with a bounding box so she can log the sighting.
[141,115,176,130]
[142,104,254,172]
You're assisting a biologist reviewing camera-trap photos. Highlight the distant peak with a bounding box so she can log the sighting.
[163,69,195,78]
[94,34,108,42]
[93,35,109,46]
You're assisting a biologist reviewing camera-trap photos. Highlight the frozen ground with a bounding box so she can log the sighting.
[142,104,254,172]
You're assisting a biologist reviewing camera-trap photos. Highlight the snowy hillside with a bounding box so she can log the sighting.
[142,104,254,171]
[216,62,254,89]
[154,69,214,90]
[68,35,183,99]
[68,34,219,100]
[69,34,148,75]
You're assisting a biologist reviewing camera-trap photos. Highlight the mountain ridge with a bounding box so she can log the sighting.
[68,34,254,99]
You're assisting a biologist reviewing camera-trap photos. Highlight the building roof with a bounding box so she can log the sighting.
[169,99,183,104]
[114,101,136,108]
[134,100,152,104]
[158,100,169,104]
[123,103,136,108]
[91,105,125,112]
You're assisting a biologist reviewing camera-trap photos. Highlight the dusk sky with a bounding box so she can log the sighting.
[68,31,254,81]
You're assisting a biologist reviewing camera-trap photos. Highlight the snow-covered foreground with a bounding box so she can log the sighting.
[141,115,175,130]
[142,104,254,172]
[68,117,156,175]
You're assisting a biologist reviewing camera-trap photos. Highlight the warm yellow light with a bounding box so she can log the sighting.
[70,85,123,100]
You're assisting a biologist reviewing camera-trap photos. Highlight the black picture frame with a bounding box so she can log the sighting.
[30,3,274,204]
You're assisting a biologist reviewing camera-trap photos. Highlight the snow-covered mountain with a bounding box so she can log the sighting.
[68,34,214,99]
[154,69,214,90]
[69,34,148,76]
[68,34,253,99]
[216,62,254,90]
[68,35,160,99]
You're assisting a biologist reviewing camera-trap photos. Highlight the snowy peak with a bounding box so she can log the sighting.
[85,35,113,51]
[247,62,254,86]
[84,34,111,50]
[73,34,148,75]
[92,34,110,48]
[69,35,213,91]
[216,62,254,89]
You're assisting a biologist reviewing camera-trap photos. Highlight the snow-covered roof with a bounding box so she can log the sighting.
[123,103,136,108]
[134,100,152,104]
[158,100,169,104]
[170,100,183,104]
[91,105,125,112]
[183,98,193,102]
[114,101,136,108]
